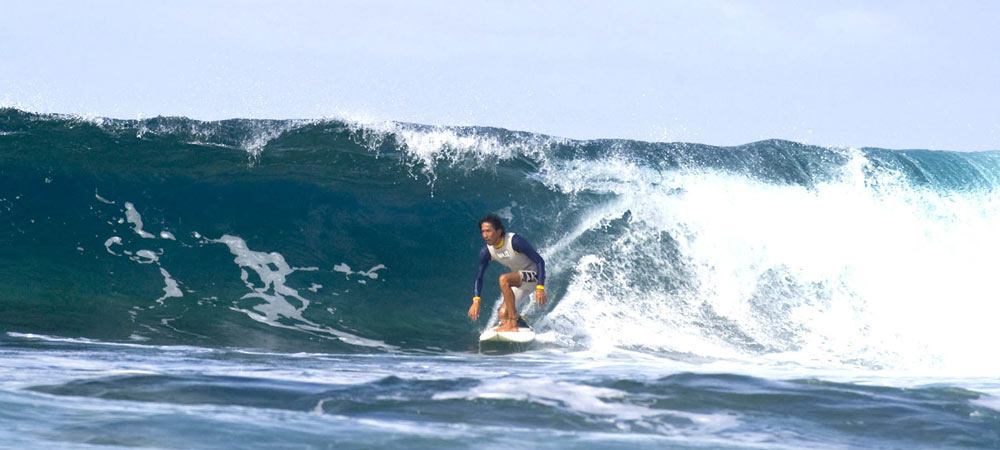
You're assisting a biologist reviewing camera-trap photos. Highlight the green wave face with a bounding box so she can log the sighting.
[3,108,999,362]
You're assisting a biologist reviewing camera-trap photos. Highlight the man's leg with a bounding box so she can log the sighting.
[497,272,523,331]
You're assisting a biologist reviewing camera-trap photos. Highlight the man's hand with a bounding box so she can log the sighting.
[468,299,481,321]
[535,289,547,306]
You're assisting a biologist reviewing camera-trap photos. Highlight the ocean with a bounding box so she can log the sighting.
[1,108,998,448]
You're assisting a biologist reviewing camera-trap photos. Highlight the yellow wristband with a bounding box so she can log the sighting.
[473,297,481,302]
[536,285,544,290]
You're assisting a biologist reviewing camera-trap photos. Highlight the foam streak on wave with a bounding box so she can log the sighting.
[213,235,396,350]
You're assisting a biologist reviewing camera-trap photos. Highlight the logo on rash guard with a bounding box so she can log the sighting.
[497,250,512,259]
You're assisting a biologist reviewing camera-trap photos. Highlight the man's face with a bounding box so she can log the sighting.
[481,222,502,247]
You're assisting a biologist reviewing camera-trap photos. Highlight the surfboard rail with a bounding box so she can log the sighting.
[478,326,535,344]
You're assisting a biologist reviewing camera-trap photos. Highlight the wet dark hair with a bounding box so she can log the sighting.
[478,214,505,234]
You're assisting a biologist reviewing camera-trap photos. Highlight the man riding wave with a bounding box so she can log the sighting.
[468,214,548,332]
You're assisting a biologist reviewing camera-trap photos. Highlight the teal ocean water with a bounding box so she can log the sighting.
[1,108,999,448]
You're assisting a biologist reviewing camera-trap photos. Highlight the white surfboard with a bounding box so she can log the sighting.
[478,326,535,344]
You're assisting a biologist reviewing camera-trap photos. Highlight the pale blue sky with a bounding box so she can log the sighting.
[2,1,998,150]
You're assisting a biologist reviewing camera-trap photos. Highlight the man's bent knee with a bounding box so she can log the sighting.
[499,273,522,288]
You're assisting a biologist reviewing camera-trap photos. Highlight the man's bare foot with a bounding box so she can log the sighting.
[494,320,519,332]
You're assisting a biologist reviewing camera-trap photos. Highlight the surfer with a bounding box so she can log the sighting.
[468,214,547,332]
